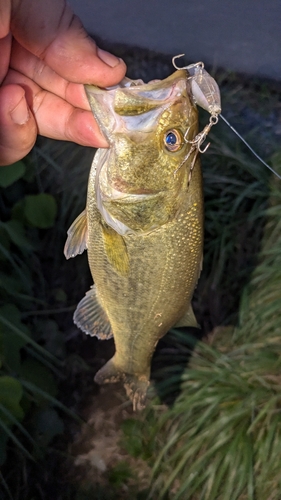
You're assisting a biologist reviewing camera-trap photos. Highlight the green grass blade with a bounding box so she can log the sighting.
[0,470,14,500]
[20,380,82,423]
[0,417,34,461]
[0,403,39,451]
[0,314,63,366]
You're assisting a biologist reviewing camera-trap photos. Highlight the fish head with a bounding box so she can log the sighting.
[85,70,199,234]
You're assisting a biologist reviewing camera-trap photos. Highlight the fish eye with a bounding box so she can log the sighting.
[164,129,183,152]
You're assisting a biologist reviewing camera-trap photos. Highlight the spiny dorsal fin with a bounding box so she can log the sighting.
[74,285,113,339]
[175,303,199,328]
[64,210,88,259]
[101,223,129,276]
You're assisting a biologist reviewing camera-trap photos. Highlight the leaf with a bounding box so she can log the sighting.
[0,308,62,367]
[0,432,9,466]
[24,193,57,228]
[20,359,58,403]
[34,319,66,358]
[0,271,22,294]
[0,418,34,461]
[108,461,133,487]
[20,380,81,422]
[0,220,33,250]
[52,288,67,304]
[0,376,24,422]
[0,242,32,292]
[0,469,14,498]
[0,304,30,372]
[0,403,38,451]
[32,407,64,447]
[0,228,10,261]
[11,198,26,223]
[0,161,26,187]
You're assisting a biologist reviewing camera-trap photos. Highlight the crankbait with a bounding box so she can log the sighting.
[172,54,281,181]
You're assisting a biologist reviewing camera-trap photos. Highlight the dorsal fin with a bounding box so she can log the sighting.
[74,285,113,339]
[64,210,87,259]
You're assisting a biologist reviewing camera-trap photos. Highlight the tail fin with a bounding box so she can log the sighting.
[123,375,149,412]
[94,357,149,411]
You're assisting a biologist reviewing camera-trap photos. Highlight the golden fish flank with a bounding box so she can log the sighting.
[64,69,204,410]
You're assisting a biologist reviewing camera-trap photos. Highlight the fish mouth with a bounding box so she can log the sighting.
[85,70,188,141]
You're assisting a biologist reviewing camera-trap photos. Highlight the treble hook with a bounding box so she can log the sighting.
[172,55,219,183]
[185,114,219,154]
[172,55,220,157]
[173,115,219,179]
[172,54,204,73]
[185,129,210,154]
[172,54,281,181]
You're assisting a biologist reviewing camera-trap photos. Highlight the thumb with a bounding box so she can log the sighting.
[44,16,126,87]
[0,85,37,166]
[11,0,126,87]
[45,21,126,87]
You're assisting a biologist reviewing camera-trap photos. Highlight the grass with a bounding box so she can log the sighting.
[1,45,281,499]
[121,155,281,500]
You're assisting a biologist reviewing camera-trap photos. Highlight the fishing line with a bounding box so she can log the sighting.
[172,55,281,181]
[219,113,281,181]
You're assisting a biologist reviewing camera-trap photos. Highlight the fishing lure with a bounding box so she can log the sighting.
[172,54,281,181]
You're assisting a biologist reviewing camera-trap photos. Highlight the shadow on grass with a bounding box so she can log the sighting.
[151,326,204,405]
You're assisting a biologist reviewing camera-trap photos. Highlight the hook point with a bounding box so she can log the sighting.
[172,54,186,70]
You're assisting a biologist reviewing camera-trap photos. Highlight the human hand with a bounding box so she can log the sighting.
[0,0,127,166]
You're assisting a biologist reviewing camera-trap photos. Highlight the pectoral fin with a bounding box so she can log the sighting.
[175,303,199,328]
[64,210,88,259]
[101,223,129,276]
[74,285,113,339]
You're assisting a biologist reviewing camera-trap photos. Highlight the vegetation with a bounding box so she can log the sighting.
[119,154,281,500]
[0,145,89,499]
[0,47,281,499]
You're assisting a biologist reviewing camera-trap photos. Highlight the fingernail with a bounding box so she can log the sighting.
[10,97,30,125]
[97,48,121,68]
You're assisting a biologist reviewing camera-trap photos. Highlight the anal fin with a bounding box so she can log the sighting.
[74,285,113,339]
[175,303,199,329]
[64,210,88,259]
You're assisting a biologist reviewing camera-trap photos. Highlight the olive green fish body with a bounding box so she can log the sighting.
[64,70,203,410]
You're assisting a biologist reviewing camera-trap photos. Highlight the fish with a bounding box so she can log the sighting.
[64,69,204,410]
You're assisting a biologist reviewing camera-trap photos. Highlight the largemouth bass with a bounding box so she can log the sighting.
[64,69,203,410]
